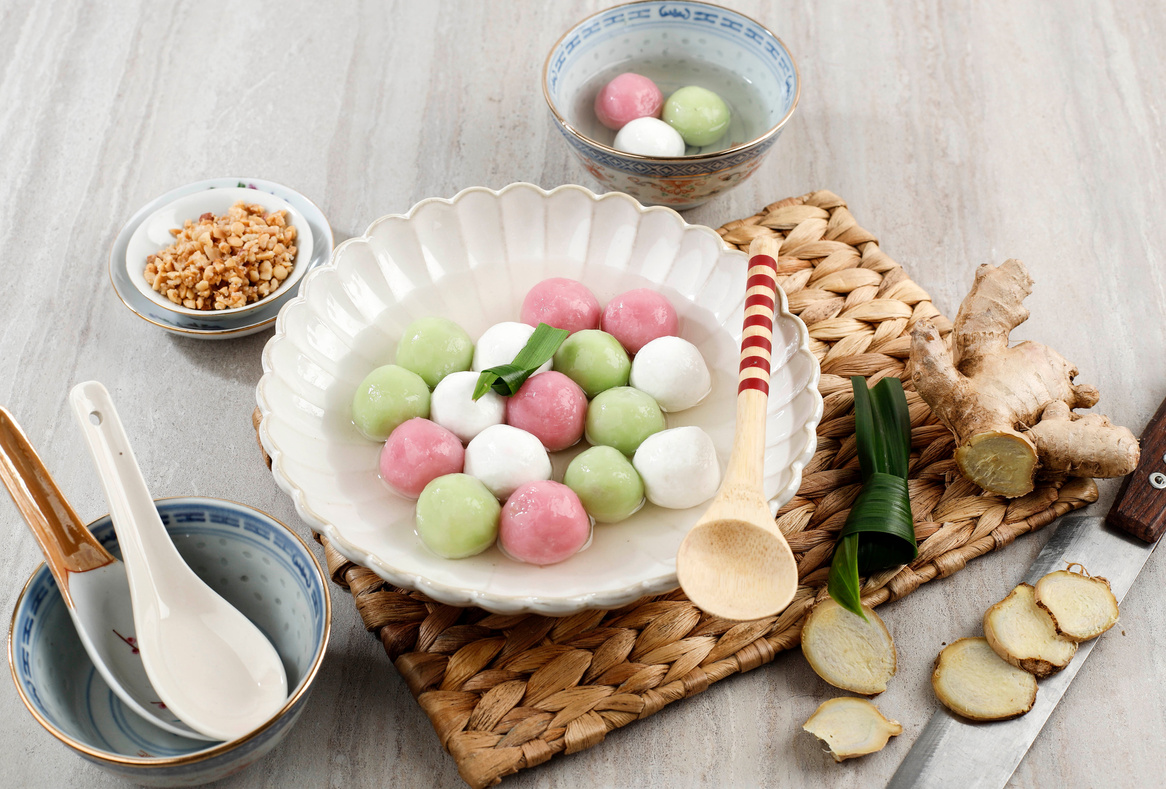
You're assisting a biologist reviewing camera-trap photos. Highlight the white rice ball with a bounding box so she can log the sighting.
[613,117,687,157]
[472,322,553,373]
[629,336,711,412]
[633,426,721,509]
[464,424,552,501]
[429,371,506,443]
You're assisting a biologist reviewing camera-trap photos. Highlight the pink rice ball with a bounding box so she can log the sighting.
[379,418,465,499]
[594,73,664,131]
[507,371,588,452]
[520,278,601,335]
[600,288,680,354]
[499,481,592,566]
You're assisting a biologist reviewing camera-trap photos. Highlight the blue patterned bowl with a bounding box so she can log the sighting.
[7,498,330,787]
[543,1,799,209]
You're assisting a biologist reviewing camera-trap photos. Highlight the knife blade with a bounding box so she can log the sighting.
[887,395,1166,789]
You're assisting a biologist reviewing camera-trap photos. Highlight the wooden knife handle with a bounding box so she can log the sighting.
[1107,396,1166,543]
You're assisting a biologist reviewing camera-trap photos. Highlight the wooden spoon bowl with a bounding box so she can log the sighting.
[676,237,798,620]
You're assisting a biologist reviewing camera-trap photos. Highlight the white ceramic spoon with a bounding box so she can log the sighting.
[0,407,215,741]
[69,381,288,742]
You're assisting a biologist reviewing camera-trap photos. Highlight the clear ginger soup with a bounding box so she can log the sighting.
[573,57,768,155]
[548,5,797,158]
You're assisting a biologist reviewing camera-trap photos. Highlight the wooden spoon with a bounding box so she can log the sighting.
[676,236,799,621]
[0,406,215,740]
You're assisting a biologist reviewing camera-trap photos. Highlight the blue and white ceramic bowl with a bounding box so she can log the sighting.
[109,178,334,340]
[7,498,330,787]
[543,1,799,210]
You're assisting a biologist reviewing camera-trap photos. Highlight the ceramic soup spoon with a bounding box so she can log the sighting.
[676,237,799,621]
[70,381,288,741]
[0,406,215,741]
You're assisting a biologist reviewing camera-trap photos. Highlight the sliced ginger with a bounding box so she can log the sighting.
[932,637,1037,720]
[1035,567,1119,642]
[802,697,902,762]
[910,259,1139,497]
[801,598,896,695]
[983,583,1077,678]
[930,567,1119,722]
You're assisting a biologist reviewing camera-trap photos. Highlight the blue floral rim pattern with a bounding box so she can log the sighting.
[9,498,328,771]
[546,1,797,115]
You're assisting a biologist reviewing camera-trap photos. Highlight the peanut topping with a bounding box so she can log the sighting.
[143,201,298,311]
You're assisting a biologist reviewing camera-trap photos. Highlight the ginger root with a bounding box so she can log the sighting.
[910,259,1139,497]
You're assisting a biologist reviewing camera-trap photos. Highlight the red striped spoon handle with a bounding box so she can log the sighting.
[725,237,780,490]
[676,236,798,621]
[738,247,780,398]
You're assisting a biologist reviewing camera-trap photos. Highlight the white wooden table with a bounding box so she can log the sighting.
[1,1,1163,786]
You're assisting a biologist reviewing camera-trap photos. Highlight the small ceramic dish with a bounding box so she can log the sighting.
[543,0,800,209]
[109,178,333,340]
[256,182,822,615]
[8,497,330,787]
[125,187,315,320]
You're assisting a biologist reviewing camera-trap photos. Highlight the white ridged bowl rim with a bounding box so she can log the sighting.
[255,182,822,614]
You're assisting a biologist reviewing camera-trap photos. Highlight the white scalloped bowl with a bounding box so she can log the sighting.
[256,183,821,615]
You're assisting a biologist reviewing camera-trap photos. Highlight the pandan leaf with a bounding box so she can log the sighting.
[868,377,911,479]
[827,533,866,620]
[841,473,916,571]
[827,377,917,617]
[472,323,568,400]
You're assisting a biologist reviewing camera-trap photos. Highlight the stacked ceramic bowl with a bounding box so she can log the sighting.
[109,178,334,339]
[8,498,331,785]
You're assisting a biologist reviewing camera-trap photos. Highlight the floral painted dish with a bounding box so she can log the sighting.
[543,1,799,209]
[108,178,333,340]
[255,183,822,615]
[8,498,330,785]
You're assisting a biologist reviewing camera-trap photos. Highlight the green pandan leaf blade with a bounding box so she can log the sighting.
[488,364,533,396]
[511,323,568,370]
[851,375,880,480]
[472,371,500,400]
[868,377,912,479]
[472,323,568,400]
[827,533,866,619]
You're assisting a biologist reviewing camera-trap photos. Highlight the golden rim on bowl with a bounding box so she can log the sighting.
[541,0,801,162]
[6,496,332,768]
[106,178,334,337]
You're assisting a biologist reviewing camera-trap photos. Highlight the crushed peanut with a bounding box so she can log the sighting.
[143,201,298,311]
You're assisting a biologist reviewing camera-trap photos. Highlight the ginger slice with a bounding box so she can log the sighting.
[983,583,1077,678]
[801,598,896,695]
[932,637,1038,721]
[803,697,903,762]
[1034,568,1119,642]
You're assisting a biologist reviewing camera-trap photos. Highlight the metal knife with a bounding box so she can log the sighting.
[887,396,1166,789]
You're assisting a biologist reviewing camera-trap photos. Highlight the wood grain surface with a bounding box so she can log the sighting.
[1108,395,1166,542]
[1,1,1163,787]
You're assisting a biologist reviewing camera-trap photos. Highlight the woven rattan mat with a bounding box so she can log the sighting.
[253,189,1097,788]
